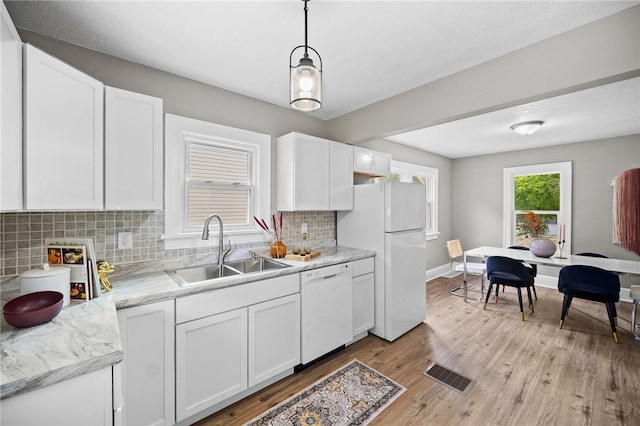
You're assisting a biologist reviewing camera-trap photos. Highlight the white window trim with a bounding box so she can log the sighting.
[503,161,572,254]
[163,114,271,250]
[391,160,439,240]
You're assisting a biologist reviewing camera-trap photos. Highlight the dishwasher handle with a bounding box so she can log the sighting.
[301,263,351,285]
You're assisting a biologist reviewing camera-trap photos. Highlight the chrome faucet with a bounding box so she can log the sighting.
[202,214,229,266]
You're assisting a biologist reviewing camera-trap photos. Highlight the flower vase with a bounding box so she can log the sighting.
[529,237,556,258]
[270,241,287,258]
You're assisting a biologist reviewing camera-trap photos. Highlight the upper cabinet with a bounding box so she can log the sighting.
[353,147,391,177]
[330,141,354,210]
[0,2,23,211]
[105,86,163,210]
[23,44,104,210]
[277,132,353,211]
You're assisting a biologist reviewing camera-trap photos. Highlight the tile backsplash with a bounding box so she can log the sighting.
[0,210,335,278]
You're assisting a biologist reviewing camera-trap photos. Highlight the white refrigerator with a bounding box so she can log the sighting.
[337,182,427,341]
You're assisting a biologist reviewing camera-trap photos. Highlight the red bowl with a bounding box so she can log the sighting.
[3,291,64,328]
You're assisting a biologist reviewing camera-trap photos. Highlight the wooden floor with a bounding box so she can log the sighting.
[196,276,640,426]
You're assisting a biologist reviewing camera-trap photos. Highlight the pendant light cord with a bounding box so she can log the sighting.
[303,0,309,58]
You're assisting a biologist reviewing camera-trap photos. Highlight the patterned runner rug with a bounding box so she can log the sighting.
[244,359,406,426]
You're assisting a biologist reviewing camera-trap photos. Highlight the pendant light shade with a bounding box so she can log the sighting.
[290,0,322,112]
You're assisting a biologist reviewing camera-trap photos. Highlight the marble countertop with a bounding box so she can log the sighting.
[0,246,374,399]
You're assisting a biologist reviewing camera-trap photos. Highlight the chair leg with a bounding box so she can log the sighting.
[605,302,619,343]
[516,288,524,321]
[526,286,534,314]
[559,295,572,329]
[532,284,538,300]
[483,283,493,310]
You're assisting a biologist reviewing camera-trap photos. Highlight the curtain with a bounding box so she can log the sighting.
[613,168,640,256]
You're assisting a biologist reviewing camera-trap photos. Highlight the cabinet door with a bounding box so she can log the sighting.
[354,147,391,177]
[0,3,22,211]
[277,132,330,211]
[117,301,175,426]
[24,44,104,210]
[176,308,248,421]
[105,87,163,210]
[1,367,112,426]
[330,141,354,210]
[248,293,300,387]
[353,273,375,336]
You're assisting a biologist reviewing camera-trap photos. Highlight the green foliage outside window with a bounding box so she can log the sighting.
[514,173,560,245]
[514,173,560,210]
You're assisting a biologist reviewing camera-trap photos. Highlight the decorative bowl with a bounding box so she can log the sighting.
[3,291,64,328]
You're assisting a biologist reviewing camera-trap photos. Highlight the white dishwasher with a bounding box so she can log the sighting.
[300,262,353,365]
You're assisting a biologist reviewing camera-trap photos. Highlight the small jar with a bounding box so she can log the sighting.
[270,241,287,258]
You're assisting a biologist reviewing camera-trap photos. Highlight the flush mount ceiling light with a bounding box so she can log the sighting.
[290,0,322,112]
[510,120,544,136]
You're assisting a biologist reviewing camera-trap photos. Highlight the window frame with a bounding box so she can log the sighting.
[503,161,572,254]
[390,160,439,240]
[164,114,271,250]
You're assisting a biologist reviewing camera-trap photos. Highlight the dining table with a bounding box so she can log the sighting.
[461,246,640,303]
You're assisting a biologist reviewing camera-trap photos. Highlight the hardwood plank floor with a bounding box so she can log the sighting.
[195,276,640,426]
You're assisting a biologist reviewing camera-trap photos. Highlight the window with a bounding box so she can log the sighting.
[503,161,572,254]
[164,114,271,250]
[379,160,439,240]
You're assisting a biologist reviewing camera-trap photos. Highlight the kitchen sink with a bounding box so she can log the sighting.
[225,257,290,273]
[166,257,290,287]
[167,264,242,286]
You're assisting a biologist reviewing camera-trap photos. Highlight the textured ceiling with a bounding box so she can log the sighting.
[387,77,640,158]
[5,1,639,158]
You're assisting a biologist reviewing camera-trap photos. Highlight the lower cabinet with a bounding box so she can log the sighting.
[175,274,300,422]
[0,367,113,426]
[116,300,175,426]
[351,258,375,339]
[176,307,248,420]
[248,294,300,387]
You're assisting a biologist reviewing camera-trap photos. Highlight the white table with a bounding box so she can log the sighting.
[462,246,640,303]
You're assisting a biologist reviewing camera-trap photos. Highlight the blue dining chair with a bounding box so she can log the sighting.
[485,256,535,321]
[507,245,538,299]
[558,265,620,343]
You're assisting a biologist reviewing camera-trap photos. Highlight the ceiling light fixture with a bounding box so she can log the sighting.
[289,0,322,112]
[510,120,544,136]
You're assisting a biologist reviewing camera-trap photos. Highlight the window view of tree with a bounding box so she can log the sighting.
[514,173,560,246]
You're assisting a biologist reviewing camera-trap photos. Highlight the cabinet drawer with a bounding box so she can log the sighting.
[352,257,374,277]
[176,273,300,324]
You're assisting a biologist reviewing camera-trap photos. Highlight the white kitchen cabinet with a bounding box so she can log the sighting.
[277,132,353,211]
[354,147,391,177]
[117,300,175,426]
[23,44,104,210]
[248,293,300,387]
[1,367,113,426]
[176,307,248,421]
[330,141,354,210]
[175,273,299,422]
[0,2,23,211]
[105,86,163,210]
[351,257,375,340]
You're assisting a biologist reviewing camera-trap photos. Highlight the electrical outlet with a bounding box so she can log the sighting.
[118,232,133,249]
[301,223,308,234]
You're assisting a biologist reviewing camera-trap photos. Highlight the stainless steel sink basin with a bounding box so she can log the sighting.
[225,257,290,273]
[167,264,242,286]
[167,258,289,287]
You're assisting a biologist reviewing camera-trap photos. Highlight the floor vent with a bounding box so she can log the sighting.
[424,362,474,395]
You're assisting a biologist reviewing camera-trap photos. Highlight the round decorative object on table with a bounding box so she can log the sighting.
[529,237,556,258]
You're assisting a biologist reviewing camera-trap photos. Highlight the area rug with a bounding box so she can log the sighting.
[244,359,406,426]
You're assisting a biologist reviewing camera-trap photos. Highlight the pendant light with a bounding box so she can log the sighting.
[290,0,322,112]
